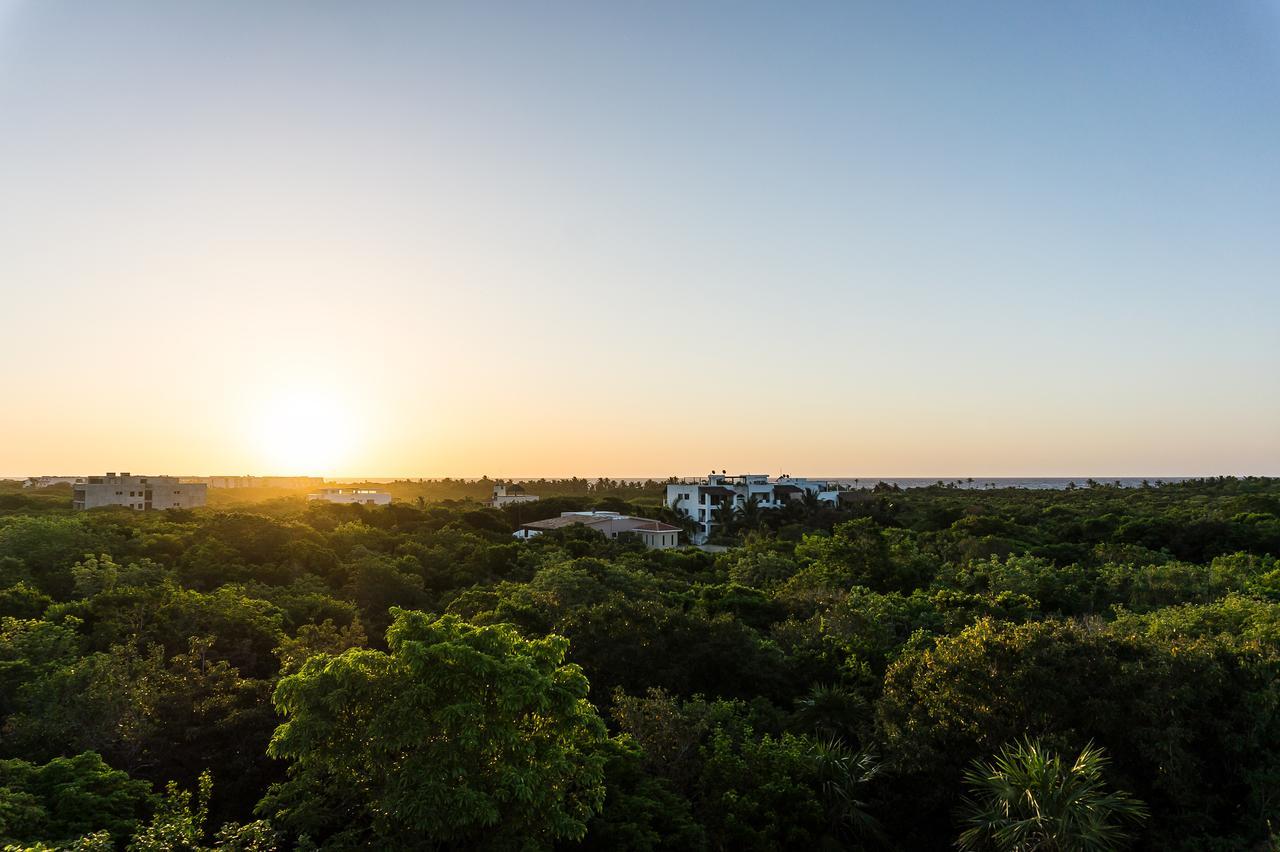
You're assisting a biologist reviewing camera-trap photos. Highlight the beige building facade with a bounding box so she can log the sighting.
[73,472,207,511]
[487,484,540,508]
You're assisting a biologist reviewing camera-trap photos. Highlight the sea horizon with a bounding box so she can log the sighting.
[7,474,1229,491]
[336,475,1208,490]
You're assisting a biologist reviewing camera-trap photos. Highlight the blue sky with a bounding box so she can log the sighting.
[1,1,1277,476]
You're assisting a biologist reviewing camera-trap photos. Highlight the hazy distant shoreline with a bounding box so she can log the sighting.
[5,475,1209,491]
[321,476,1197,490]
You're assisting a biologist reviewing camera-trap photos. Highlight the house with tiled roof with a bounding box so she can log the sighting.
[515,511,681,549]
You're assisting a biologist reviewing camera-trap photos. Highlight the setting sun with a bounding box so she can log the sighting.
[250,387,356,474]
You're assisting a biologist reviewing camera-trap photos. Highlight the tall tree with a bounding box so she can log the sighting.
[263,610,609,849]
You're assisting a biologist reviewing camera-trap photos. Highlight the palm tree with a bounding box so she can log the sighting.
[792,683,868,743]
[811,737,883,844]
[737,495,762,532]
[957,738,1147,852]
[801,489,821,512]
[654,503,699,542]
[715,498,740,539]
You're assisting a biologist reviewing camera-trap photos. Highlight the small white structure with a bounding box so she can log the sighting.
[307,488,392,506]
[23,476,85,489]
[487,484,540,508]
[816,488,873,508]
[73,473,206,511]
[666,472,830,543]
[515,511,681,549]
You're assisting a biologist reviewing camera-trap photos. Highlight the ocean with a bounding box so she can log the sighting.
[336,476,1195,490]
[817,477,1189,490]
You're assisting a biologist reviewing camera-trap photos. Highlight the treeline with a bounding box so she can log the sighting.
[229,477,673,506]
[0,477,675,514]
[0,479,1276,849]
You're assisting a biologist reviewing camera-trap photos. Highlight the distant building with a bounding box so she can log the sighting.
[816,489,875,508]
[515,511,681,549]
[666,472,829,543]
[487,484,540,508]
[73,472,206,511]
[182,476,325,489]
[23,476,84,489]
[307,488,392,506]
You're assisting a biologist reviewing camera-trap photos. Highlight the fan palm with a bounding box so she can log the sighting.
[715,498,740,537]
[956,738,1147,852]
[811,736,883,844]
[737,495,762,531]
[792,683,868,743]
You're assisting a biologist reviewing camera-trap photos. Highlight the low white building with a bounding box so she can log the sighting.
[666,472,829,543]
[73,472,206,511]
[307,488,392,506]
[816,488,873,508]
[515,511,681,549]
[487,484,540,508]
[23,476,85,489]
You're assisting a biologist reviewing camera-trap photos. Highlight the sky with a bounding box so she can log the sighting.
[1,1,1278,479]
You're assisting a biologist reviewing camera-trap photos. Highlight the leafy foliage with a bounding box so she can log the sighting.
[0,476,1277,849]
[0,752,152,847]
[263,610,609,848]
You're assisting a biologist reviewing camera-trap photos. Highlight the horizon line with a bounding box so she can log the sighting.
[8,472,1272,482]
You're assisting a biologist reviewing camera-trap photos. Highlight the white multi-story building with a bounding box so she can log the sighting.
[73,472,206,511]
[666,472,828,543]
[487,484,540,508]
[307,488,392,506]
[514,511,681,549]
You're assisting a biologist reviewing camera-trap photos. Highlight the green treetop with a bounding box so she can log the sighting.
[263,609,609,850]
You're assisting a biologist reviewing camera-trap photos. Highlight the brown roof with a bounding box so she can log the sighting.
[699,485,736,497]
[521,515,613,531]
[520,514,679,534]
[625,520,681,532]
